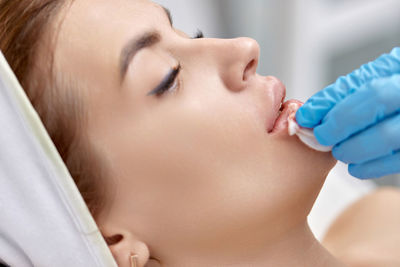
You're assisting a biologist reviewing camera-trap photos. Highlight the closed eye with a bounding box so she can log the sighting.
[147,64,181,97]
[146,30,203,97]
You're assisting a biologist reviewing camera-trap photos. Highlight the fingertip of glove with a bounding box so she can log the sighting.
[348,164,365,179]
[348,164,376,180]
[331,145,344,161]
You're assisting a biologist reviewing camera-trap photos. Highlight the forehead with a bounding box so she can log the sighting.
[59,0,164,41]
[52,0,168,86]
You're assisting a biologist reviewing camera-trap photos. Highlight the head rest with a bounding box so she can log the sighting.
[0,51,117,267]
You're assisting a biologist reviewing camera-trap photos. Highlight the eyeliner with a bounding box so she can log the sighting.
[147,65,180,96]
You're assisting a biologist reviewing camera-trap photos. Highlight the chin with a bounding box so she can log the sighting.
[283,129,337,173]
[273,133,337,207]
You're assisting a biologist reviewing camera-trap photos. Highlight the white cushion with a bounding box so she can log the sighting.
[0,51,117,267]
[309,161,376,240]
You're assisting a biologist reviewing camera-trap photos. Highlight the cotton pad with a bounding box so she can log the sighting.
[287,103,333,152]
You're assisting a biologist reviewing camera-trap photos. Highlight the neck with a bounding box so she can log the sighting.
[244,222,346,267]
[169,221,346,267]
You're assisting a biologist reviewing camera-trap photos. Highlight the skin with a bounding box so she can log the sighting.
[45,0,341,266]
[322,187,400,267]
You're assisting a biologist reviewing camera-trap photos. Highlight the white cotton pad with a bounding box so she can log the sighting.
[287,103,333,152]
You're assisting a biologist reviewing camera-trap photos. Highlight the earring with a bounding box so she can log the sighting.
[130,253,139,267]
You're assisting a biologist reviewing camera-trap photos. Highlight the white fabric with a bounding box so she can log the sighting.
[0,52,117,267]
[309,161,376,240]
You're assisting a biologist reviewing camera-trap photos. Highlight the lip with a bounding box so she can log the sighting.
[269,99,304,135]
[264,76,286,133]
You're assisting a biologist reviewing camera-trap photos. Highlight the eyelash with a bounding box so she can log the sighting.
[147,64,181,97]
[192,29,204,39]
[147,30,204,97]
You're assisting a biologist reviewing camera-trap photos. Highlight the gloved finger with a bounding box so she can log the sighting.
[332,112,400,164]
[295,82,351,128]
[296,47,400,128]
[348,149,400,179]
[314,74,400,146]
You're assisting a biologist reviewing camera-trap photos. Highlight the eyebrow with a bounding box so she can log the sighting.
[119,6,173,82]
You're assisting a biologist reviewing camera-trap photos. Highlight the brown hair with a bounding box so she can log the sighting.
[0,0,110,221]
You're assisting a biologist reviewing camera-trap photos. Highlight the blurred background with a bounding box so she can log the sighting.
[156,0,400,187]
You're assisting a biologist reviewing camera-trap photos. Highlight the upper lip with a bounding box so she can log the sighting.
[264,76,286,132]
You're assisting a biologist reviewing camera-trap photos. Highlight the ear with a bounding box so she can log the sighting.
[101,225,159,267]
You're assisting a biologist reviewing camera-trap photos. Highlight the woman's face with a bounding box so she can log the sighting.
[53,0,336,264]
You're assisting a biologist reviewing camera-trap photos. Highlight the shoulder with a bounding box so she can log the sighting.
[321,187,400,267]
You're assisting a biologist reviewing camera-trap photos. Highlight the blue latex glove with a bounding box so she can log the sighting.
[296,47,400,179]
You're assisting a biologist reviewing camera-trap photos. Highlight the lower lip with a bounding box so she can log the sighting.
[269,99,304,135]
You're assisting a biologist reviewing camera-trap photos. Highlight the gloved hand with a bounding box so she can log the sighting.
[295,47,400,179]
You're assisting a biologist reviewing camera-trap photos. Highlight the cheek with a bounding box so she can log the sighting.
[171,94,337,220]
[122,91,267,209]
[117,83,337,247]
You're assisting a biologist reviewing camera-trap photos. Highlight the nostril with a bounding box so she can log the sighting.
[243,59,256,81]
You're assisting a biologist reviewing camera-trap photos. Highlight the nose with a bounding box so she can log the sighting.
[217,37,260,92]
